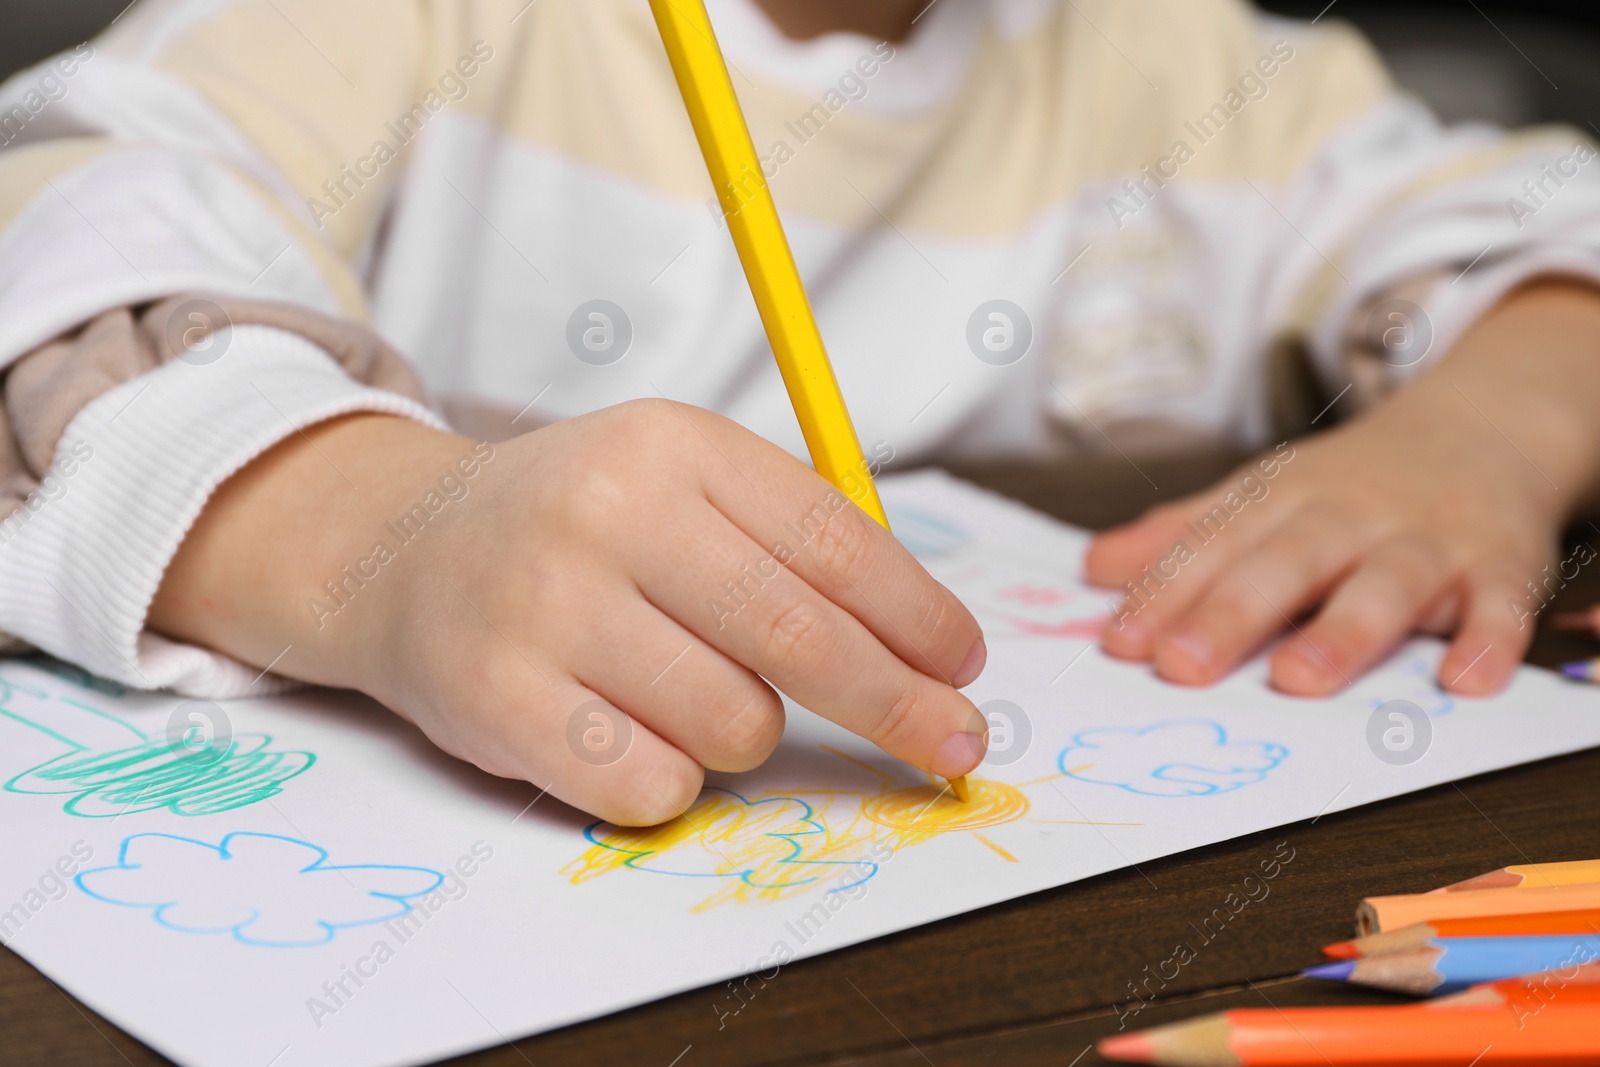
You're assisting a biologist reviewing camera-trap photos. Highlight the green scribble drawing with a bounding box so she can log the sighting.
[0,674,314,817]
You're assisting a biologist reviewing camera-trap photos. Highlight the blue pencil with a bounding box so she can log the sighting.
[1304,935,1600,995]
[1559,657,1600,683]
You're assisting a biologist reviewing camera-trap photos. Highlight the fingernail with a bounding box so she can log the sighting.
[1164,632,1213,671]
[952,638,987,688]
[1280,644,1326,677]
[932,731,986,778]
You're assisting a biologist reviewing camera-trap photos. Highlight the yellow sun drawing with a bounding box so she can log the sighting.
[561,746,1139,911]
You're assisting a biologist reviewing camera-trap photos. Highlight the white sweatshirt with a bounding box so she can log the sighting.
[0,0,1597,695]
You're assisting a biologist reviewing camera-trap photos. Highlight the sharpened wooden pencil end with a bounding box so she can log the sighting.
[1100,1016,1239,1067]
[1098,1032,1154,1063]
[1322,939,1358,960]
[950,775,970,803]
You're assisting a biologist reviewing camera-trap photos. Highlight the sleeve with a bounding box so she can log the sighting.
[0,1,449,696]
[1245,16,1600,414]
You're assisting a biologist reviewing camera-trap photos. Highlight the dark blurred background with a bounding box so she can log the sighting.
[1260,1,1600,128]
[3,0,1599,127]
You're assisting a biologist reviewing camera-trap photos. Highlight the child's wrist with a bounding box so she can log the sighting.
[150,413,475,690]
[1385,280,1600,523]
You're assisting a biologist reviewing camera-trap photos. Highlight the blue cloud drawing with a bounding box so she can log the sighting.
[76,832,442,947]
[1058,719,1288,797]
[1361,651,1456,717]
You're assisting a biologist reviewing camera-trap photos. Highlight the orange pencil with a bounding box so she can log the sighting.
[1099,1003,1600,1066]
[1435,861,1600,893]
[1325,908,1600,959]
[1442,962,1600,1009]
[1358,883,1600,935]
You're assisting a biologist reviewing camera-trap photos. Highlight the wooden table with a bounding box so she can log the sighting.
[8,453,1600,1066]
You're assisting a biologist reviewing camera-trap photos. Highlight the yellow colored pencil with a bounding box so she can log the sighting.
[647,0,967,801]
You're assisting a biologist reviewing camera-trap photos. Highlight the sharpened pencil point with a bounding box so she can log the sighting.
[1303,959,1356,982]
[1561,660,1596,681]
[950,775,969,803]
[1321,940,1358,960]
[1098,1032,1154,1063]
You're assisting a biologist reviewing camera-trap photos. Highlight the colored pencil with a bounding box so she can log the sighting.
[1324,908,1600,959]
[1440,962,1600,1009]
[646,0,966,800]
[1559,657,1600,682]
[1358,883,1600,935]
[1436,861,1600,893]
[1097,1004,1600,1066]
[1303,935,1600,995]
[645,0,889,525]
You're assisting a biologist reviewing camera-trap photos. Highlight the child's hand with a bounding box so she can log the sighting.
[151,400,988,825]
[1086,412,1553,695]
[1086,281,1600,697]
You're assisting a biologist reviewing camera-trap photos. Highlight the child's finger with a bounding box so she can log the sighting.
[1151,508,1365,685]
[701,453,985,688]
[636,503,988,780]
[468,665,705,828]
[1416,590,1462,635]
[1084,500,1210,587]
[1438,569,1532,695]
[1099,501,1285,661]
[562,593,784,773]
[1268,537,1452,695]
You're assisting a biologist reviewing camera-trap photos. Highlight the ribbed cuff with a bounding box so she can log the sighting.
[0,325,445,697]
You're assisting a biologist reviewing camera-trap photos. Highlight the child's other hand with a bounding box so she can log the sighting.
[151,400,988,825]
[1085,414,1552,695]
[1086,281,1600,698]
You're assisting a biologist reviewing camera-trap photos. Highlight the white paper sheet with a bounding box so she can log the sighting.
[3,470,1598,1067]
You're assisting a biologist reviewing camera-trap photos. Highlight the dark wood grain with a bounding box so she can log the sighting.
[7,454,1600,1067]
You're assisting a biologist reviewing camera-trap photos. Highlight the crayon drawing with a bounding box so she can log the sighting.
[0,675,314,817]
[1356,647,1456,717]
[76,832,443,948]
[930,559,1108,640]
[1058,720,1288,797]
[563,788,877,911]
[564,746,1139,909]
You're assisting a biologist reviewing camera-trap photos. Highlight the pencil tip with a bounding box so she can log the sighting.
[1098,1033,1154,1063]
[1561,661,1594,680]
[1321,941,1357,960]
[1303,960,1356,982]
[949,775,970,803]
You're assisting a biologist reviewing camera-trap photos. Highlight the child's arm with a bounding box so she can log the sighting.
[0,2,445,695]
[1088,279,1600,696]
[149,401,990,825]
